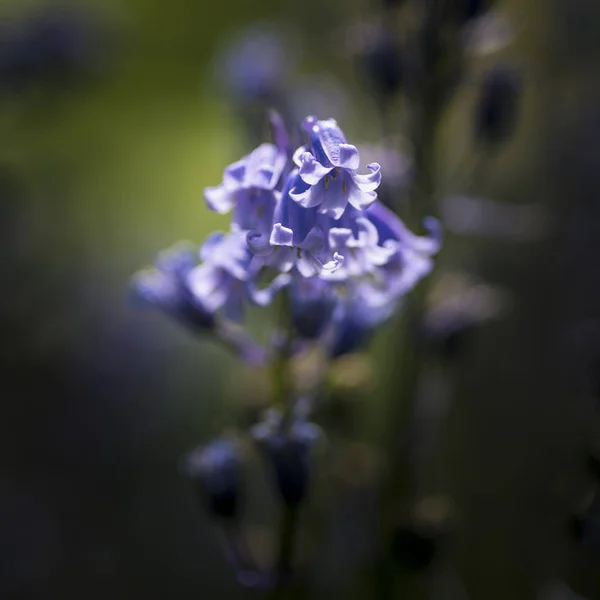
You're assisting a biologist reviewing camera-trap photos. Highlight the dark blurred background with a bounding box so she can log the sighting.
[2,0,600,598]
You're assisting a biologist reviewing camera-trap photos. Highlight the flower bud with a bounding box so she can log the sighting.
[181,439,242,520]
[252,411,321,508]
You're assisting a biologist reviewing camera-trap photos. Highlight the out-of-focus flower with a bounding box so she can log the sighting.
[131,243,215,330]
[181,438,242,520]
[422,271,509,357]
[0,6,114,93]
[187,232,288,322]
[463,12,514,56]
[290,277,336,339]
[474,63,523,146]
[252,410,322,508]
[288,76,351,133]
[216,25,295,103]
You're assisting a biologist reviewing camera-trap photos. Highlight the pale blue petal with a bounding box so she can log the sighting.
[270,223,294,247]
[350,162,382,192]
[338,144,360,170]
[204,184,236,213]
[298,152,334,185]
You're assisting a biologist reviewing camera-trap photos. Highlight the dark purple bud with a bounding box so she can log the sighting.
[252,412,321,508]
[181,439,242,520]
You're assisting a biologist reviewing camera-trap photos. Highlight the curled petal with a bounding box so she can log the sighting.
[298,152,334,185]
[293,145,308,167]
[328,227,353,250]
[352,217,379,248]
[321,251,344,272]
[270,223,294,247]
[205,185,235,213]
[338,144,360,170]
[289,175,325,208]
[222,159,247,188]
[351,162,382,192]
[347,181,377,211]
[246,230,273,256]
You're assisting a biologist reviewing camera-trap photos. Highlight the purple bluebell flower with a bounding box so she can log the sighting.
[186,232,253,322]
[131,243,215,330]
[204,143,286,233]
[181,438,242,519]
[247,169,344,277]
[290,118,381,219]
[187,231,289,322]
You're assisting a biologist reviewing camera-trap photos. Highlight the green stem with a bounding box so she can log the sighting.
[268,506,299,600]
[267,290,300,599]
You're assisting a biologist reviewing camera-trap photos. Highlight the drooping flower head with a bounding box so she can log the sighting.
[135,113,441,361]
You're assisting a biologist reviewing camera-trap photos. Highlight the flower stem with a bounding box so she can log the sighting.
[268,289,301,598]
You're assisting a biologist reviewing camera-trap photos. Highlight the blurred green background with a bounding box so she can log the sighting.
[2,0,600,598]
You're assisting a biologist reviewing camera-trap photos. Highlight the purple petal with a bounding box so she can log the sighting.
[293,145,308,167]
[328,227,353,250]
[270,223,294,247]
[347,180,377,211]
[321,252,344,272]
[338,144,360,170]
[246,230,273,256]
[204,185,236,213]
[350,162,382,192]
[318,184,351,219]
[353,217,379,247]
[300,226,325,253]
[245,143,286,190]
[199,232,226,261]
[223,159,247,188]
[298,152,334,185]
[290,177,329,209]
[187,264,228,312]
[313,119,347,166]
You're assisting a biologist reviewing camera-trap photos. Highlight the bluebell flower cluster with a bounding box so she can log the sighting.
[133,116,440,358]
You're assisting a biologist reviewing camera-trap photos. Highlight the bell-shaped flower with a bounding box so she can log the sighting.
[289,117,381,219]
[204,143,286,232]
[187,231,288,321]
[131,243,215,330]
[247,170,344,277]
